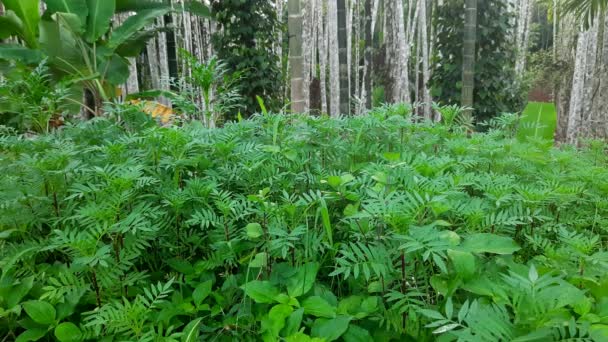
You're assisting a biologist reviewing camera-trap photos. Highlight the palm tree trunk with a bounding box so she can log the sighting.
[462,0,478,117]
[288,0,306,113]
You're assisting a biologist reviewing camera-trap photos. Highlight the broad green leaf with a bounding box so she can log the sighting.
[1,0,40,47]
[282,308,304,337]
[100,54,130,85]
[45,0,89,20]
[249,252,267,268]
[261,304,293,339]
[181,318,202,342]
[15,328,46,342]
[241,281,280,304]
[108,8,172,49]
[319,199,333,245]
[0,12,22,40]
[590,325,608,342]
[5,276,34,309]
[286,332,325,342]
[85,0,115,43]
[192,280,212,306]
[54,322,83,342]
[311,315,351,341]
[0,44,43,64]
[302,296,336,318]
[460,233,520,255]
[517,102,556,145]
[246,223,263,239]
[448,249,476,279]
[342,325,373,342]
[287,262,319,297]
[23,300,56,325]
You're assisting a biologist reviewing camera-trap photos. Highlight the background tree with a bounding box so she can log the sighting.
[210,0,282,117]
[461,0,477,118]
[431,0,525,123]
[288,0,305,113]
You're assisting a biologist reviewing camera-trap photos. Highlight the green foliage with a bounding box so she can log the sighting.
[210,0,283,118]
[0,60,74,133]
[1,106,608,341]
[0,0,210,113]
[431,0,526,123]
[517,101,557,144]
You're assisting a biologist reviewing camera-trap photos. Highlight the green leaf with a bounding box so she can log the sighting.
[302,296,336,318]
[246,223,263,239]
[54,322,83,342]
[45,0,89,20]
[85,0,115,43]
[100,54,130,86]
[261,304,293,339]
[286,332,325,342]
[249,252,267,268]
[0,44,43,64]
[1,0,40,47]
[15,328,47,342]
[448,249,476,279]
[311,315,351,341]
[192,280,212,306]
[108,8,172,49]
[241,281,280,304]
[319,199,333,245]
[22,300,56,325]
[342,324,374,342]
[460,233,520,255]
[282,308,304,337]
[287,262,319,297]
[181,318,203,342]
[0,13,22,40]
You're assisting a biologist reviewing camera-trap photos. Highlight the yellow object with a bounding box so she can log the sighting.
[129,100,175,125]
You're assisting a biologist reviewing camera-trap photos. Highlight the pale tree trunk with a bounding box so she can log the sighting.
[567,28,591,144]
[352,0,361,114]
[338,0,350,115]
[288,0,306,113]
[462,0,477,117]
[363,0,373,109]
[328,0,341,116]
[115,13,140,98]
[566,13,608,144]
[319,0,329,114]
[555,14,577,142]
[515,0,533,75]
[300,0,314,113]
[145,15,171,106]
[393,0,410,103]
[419,0,432,119]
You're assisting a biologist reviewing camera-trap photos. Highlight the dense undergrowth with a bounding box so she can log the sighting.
[1,106,608,342]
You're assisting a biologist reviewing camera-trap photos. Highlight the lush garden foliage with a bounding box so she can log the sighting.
[1,106,608,341]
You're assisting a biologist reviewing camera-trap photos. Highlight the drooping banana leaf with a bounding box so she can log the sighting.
[0,11,23,40]
[44,0,89,20]
[0,44,43,64]
[108,8,173,49]
[0,0,41,47]
[84,0,115,43]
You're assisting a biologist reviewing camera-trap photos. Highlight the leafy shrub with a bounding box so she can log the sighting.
[1,107,608,341]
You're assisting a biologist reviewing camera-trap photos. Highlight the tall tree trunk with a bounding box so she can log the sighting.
[515,0,533,75]
[328,0,341,116]
[419,0,432,119]
[288,0,306,113]
[338,0,350,115]
[319,0,329,114]
[462,0,477,117]
[364,0,373,109]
